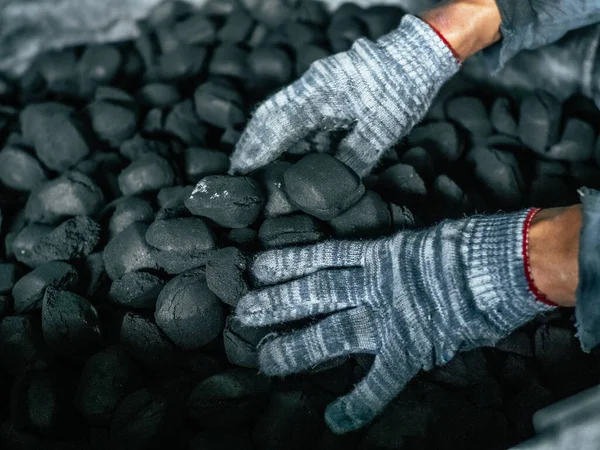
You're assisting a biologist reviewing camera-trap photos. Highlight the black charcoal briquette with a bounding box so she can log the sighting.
[329,191,390,238]
[184,147,230,183]
[203,0,239,17]
[362,5,405,40]
[155,267,225,350]
[174,14,217,45]
[0,145,46,191]
[109,196,154,238]
[519,91,562,154]
[490,97,518,136]
[293,0,328,26]
[259,214,324,249]
[0,263,22,294]
[328,15,367,53]
[158,45,208,81]
[147,0,192,26]
[189,430,253,450]
[88,100,137,147]
[164,100,208,146]
[494,330,533,357]
[445,96,492,137]
[103,222,159,280]
[10,224,53,267]
[78,45,122,94]
[155,185,195,220]
[407,121,462,162]
[399,146,436,183]
[242,0,297,27]
[0,316,53,375]
[145,217,217,273]
[118,154,175,196]
[139,83,180,108]
[284,153,364,220]
[75,345,138,425]
[376,163,427,206]
[120,134,170,161]
[12,261,78,314]
[223,316,271,368]
[248,46,293,89]
[37,49,78,95]
[427,349,488,388]
[258,161,298,218]
[295,43,330,76]
[25,171,104,224]
[209,44,249,80]
[249,23,269,47]
[157,186,186,208]
[362,401,432,447]
[465,377,503,409]
[186,175,265,228]
[41,289,102,358]
[194,80,246,129]
[218,10,255,43]
[95,86,135,105]
[186,368,271,427]
[205,247,248,306]
[108,272,165,310]
[430,174,471,219]
[546,118,595,161]
[227,228,258,251]
[82,252,106,298]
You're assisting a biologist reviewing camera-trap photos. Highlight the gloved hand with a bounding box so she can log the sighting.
[229,14,459,176]
[236,209,555,433]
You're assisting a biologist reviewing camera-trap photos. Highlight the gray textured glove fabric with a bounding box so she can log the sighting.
[230,14,459,176]
[236,209,555,433]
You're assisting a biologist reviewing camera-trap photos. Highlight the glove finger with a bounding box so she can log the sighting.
[259,306,379,376]
[335,122,395,177]
[251,239,366,285]
[324,350,418,434]
[236,267,364,327]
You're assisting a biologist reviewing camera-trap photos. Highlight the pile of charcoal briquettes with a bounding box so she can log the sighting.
[1,0,600,449]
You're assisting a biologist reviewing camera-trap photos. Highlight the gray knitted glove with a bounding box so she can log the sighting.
[230,14,459,176]
[236,209,555,433]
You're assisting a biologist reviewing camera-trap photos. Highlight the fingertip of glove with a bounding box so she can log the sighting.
[325,400,363,435]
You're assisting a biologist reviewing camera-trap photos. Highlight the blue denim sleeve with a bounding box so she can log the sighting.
[482,0,600,73]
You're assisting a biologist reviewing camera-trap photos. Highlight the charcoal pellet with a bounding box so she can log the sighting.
[259,161,298,218]
[20,103,90,172]
[249,23,269,47]
[259,214,324,249]
[362,401,431,447]
[408,121,461,162]
[109,196,154,238]
[242,0,297,27]
[284,153,364,220]
[184,147,230,183]
[194,80,246,129]
[118,154,174,196]
[430,174,471,219]
[209,44,249,80]
[174,14,218,45]
[293,0,329,26]
[25,171,104,224]
[0,263,23,294]
[12,261,78,314]
[81,252,106,298]
[155,268,224,350]
[37,50,78,95]
[155,185,195,220]
[295,43,330,76]
[519,91,561,154]
[190,430,254,450]
[465,377,503,409]
[108,272,165,309]
[490,97,518,136]
[165,99,208,146]
[120,134,170,161]
[377,163,427,206]
[328,15,367,50]
[95,86,135,105]
[147,0,192,26]
[389,203,416,231]
[0,295,10,318]
[534,324,585,375]
[505,383,554,440]
[329,191,390,238]
[205,247,248,306]
[75,345,138,425]
[145,217,217,273]
[41,289,103,358]
[227,227,258,251]
[248,46,293,88]
[0,145,47,191]
[186,368,271,427]
[427,349,488,387]
[103,222,160,280]
[445,96,492,137]
[11,224,53,267]
[88,100,137,146]
[78,45,122,94]
[495,330,533,357]
[158,45,208,81]
[139,83,180,108]
[362,5,405,40]
[218,10,255,43]
[203,0,239,17]
[186,175,265,228]
[545,118,595,161]
[119,312,182,370]
[155,24,181,54]
[157,186,186,208]
[0,315,53,375]
[223,316,271,368]
[399,146,436,183]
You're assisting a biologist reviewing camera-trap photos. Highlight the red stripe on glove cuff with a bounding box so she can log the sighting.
[420,19,462,63]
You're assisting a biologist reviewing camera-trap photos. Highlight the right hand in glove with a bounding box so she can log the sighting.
[229,14,460,177]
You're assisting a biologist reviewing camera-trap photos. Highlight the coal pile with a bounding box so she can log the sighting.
[1,0,600,449]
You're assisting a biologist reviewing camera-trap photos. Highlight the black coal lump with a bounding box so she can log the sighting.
[292,0,328,26]
[184,147,230,183]
[259,214,324,249]
[361,401,432,447]
[545,118,595,161]
[0,145,47,191]
[329,191,391,238]
[95,86,135,105]
[283,154,364,220]
[37,49,78,95]
[427,349,489,388]
[155,24,182,54]
[155,185,195,220]
[295,43,330,76]
[20,103,90,172]
[194,80,246,129]
[376,163,427,206]
[362,5,405,40]
[78,45,122,95]
[189,430,254,450]
[108,272,164,310]
[494,330,533,357]
[398,146,436,183]
[157,186,187,208]
[12,261,78,314]
[10,223,51,264]
[185,175,265,228]
[108,196,154,238]
[22,216,101,267]
[82,252,106,298]
[227,227,258,251]
[174,13,218,45]
[144,108,165,135]
[145,217,217,274]
[223,316,271,369]
[241,0,297,27]
[41,289,102,359]
[209,44,249,80]
[505,383,554,441]
[120,312,182,370]
[186,368,271,427]
[155,267,225,350]
[328,13,367,53]
[0,263,23,294]
[0,295,10,318]
[248,46,293,89]
[74,345,138,425]
[490,97,518,136]
[430,174,472,219]
[218,9,255,43]
[265,21,325,51]
[253,390,323,450]
[205,247,248,306]
[259,161,298,218]
[120,134,170,161]
[103,222,159,280]
[0,315,53,375]
[164,99,208,146]
[445,96,492,137]
[147,0,193,26]
[158,45,208,81]
[25,171,104,224]
[139,83,180,108]
[118,154,175,196]
[519,91,562,154]
[88,100,137,147]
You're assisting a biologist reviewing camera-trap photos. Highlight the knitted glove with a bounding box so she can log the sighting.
[236,209,556,434]
[229,14,459,177]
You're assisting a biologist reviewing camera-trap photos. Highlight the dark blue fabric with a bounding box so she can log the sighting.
[575,187,600,353]
[482,0,600,72]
